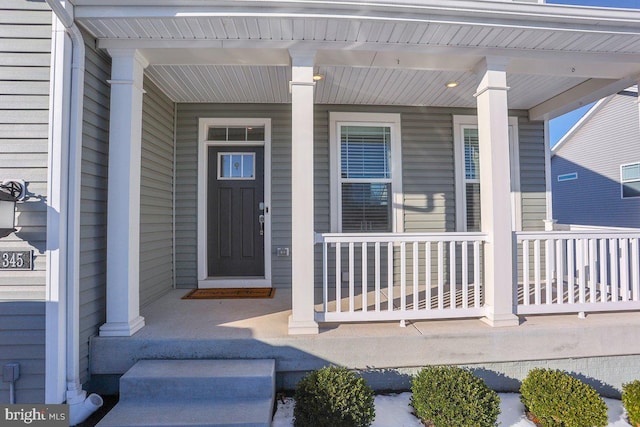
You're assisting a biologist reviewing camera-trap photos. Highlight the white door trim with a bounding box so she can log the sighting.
[197,118,272,288]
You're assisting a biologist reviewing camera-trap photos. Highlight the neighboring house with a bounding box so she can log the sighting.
[2,0,640,420]
[552,87,640,228]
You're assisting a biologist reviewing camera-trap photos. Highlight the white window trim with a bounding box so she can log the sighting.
[329,112,403,233]
[620,161,640,199]
[557,172,578,182]
[453,115,521,232]
[197,118,272,288]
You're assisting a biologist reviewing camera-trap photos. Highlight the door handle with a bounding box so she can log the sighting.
[259,214,265,236]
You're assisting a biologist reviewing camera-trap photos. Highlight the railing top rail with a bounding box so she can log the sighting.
[516,230,640,240]
[316,231,489,244]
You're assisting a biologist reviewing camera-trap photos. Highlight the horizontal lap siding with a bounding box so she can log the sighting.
[0,303,45,403]
[140,77,175,305]
[0,2,50,403]
[0,1,51,300]
[78,34,110,386]
[175,104,545,290]
[552,92,640,228]
[401,108,460,232]
[517,115,547,231]
[314,106,471,287]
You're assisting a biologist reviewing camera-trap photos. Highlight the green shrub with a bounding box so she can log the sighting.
[293,366,375,427]
[410,366,500,427]
[519,368,608,427]
[623,380,640,427]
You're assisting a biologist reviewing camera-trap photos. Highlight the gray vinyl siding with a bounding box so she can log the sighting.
[517,113,547,231]
[0,1,50,404]
[140,77,175,305]
[0,0,51,300]
[552,91,640,228]
[175,104,546,289]
[78,33,110,386]
[0,302,45,403]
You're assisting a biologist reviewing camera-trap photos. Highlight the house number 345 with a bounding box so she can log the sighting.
[0,251,32,270]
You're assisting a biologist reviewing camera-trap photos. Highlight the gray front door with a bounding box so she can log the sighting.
[207,146,265,276]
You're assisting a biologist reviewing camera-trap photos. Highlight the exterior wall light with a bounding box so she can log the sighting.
[0,180,26,238]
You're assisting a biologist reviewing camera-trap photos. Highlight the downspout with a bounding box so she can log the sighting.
[44,1,103,424]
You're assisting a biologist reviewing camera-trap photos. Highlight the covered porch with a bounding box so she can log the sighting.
[69,0,640,341]
[90,287,640,393]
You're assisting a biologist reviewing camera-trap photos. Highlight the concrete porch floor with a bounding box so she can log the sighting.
[90,288,640,393]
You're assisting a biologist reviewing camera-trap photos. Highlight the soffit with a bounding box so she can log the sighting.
[145,64,585,108]
[74,2,640,108]
[81,16,640,56]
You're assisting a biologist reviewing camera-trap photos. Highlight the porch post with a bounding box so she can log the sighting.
[99,49,148,337]
[474,57,520,327]
[288,50,319,335]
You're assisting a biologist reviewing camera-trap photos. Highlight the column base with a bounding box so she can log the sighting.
[99,316,145,337]
[288,315,319,335]
[481,311,520,327]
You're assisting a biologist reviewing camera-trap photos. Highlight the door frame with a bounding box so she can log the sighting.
[197,118,272,288]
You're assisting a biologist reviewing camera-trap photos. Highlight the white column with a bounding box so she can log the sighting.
[475,57,519,327]
[288,50,319,335]
[99,49,148,337]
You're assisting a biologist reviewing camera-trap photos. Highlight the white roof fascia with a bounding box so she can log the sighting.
[550,96,611,157]
[73,0,640,33]
[95,39,640,67]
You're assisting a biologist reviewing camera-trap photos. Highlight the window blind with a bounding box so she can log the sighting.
[341,126,391,179]
[464,128,481,230]
[340,125,392,232]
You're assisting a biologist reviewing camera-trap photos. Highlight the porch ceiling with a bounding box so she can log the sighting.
[144,64,586,109]
[74,1,640,115]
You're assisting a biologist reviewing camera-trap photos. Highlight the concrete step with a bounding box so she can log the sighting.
[95,399,274,427]
[96,359,275,427]
[119,359,275,402]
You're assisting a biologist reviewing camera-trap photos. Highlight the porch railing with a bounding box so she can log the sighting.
[515,230,640,315]
[315,232,489,323]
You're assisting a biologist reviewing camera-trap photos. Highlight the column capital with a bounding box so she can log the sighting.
[288,49,316,67]
[106,48,150,69]
[474,57,510,97]
[473,56,510,74]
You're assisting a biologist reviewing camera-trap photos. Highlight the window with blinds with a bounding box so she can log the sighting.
[340,125,392,232]
[463,127,481,231]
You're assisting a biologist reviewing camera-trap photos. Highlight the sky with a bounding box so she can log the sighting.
[545,0,640,146]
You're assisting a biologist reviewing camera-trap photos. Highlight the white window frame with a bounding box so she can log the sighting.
[453,115,521,232]
[197,118,272,288]
[329,112,403,233]
[621,162,640,199]
[557,172,578,182]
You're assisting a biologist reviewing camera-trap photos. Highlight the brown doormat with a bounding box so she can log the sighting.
[182,288,275,300]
